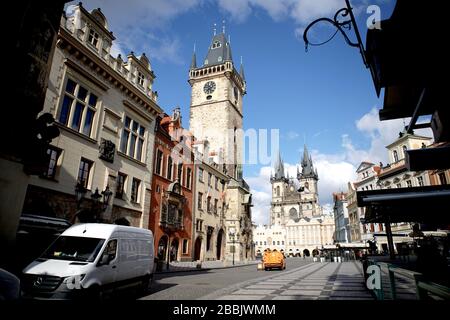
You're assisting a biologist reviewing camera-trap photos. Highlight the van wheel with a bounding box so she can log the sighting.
[87,285,104,301]
[140,275,152,294]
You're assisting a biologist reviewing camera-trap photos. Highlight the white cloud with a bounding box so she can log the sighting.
[285,131,300,140]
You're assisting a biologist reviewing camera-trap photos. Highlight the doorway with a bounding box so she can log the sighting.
[194,237,202,261]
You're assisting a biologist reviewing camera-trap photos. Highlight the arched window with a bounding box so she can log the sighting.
[393,150,399,162]
[276,186,280,196]
[402,145,407,158]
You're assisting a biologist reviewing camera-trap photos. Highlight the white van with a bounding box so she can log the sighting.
[21,223,155,299]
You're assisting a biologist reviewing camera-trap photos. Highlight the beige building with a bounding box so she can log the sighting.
[346,182,363,243]
[21,4,162,227]
[188,30,253,262]
[375,131,433,250]
[192,140,229,261]
[254,224,286,255]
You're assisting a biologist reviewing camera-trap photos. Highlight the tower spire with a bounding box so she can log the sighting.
[213,23,217,36]
[190,43,197,69]
[222,20,226,34]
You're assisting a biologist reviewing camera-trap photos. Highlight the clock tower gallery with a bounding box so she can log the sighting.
[188,30,246,179]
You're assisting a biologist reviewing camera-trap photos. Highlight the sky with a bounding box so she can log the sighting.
[66,0,431,225]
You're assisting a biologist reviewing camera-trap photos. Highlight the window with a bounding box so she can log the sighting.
[41,147,61,179]
[214,199,218,214]
[182,239,189,255]
[276,186,280,196]
[393,150,399,162]
[120,116,146,161]
[199,168,204,183]
[277,241,280,245]
[272,241,275,245]
[212,40,221,49]
[167,156,173,180]
[154,150,163,175]
[58,79,98,137]
[196,219,203,232]
[116,173,127,199]
[417,176,424,186]
[137,72,145,87]
[215,176,219,190]
[77,158,93,189]
[207,197,212,213]
[131,178,140,203]
[406,180,412,188]
[208,173,212,186]
[439,172,448,185]
[186,168,192,189]
[177,163,183,183]
[402,145,408,158]
[396,183,402,188]
[198,192,203,210]
[88,29,99,48]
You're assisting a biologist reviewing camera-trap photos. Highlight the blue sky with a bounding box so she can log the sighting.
[66,0,426,224]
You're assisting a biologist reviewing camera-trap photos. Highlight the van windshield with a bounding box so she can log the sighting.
[41,236,105,262]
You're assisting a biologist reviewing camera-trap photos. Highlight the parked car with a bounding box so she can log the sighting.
[263,249,286,271]
[21,223,154,299]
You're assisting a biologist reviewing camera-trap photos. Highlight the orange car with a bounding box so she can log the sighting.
[263,249,286,271]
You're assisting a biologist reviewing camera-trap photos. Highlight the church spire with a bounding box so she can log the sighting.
[272,151,286,181]
[299,144,318,180]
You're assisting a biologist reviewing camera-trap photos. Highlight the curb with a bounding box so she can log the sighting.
[155,262,259,274]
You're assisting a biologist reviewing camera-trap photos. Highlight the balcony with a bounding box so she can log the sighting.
[160,207,183,231]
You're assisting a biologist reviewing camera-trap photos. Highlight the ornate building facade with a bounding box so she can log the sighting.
[21,4,162,228]
[255,146,335,257]
[149,108,194,263]
[188,29,253,262]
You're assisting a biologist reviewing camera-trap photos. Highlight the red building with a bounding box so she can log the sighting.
[149,108,195,265]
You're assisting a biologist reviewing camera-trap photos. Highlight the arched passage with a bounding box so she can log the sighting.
[157,235,168,261]
[170,238,179,262]
[216,229,225,260]
[194,237,202,261]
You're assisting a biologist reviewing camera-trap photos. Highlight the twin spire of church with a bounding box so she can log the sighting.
[298,145,318,180]
[271,145,319,182]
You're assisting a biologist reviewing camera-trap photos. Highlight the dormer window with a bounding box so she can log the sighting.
[137,71,145,87]
[88,29,99,48]
[212,41,221,49]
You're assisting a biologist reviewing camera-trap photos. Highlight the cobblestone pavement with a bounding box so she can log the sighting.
[199,261,374,300]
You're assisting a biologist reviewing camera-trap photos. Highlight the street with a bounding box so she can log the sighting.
[139,258,373,300]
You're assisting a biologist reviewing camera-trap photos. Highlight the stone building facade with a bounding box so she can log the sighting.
[22,4,162,228]
[191,140,229,262]
[188,30,253,262]
[332,192,350,244]
[149,108,194,263]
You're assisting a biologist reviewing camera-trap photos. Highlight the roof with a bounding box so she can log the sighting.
[203,33,232,67]
[62,223,151,238]
[299,145,318,179]
[356,161,375,173]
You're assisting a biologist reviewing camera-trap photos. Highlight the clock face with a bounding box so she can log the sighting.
[203,81,216,94]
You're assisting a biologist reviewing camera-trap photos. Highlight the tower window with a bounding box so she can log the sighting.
[212,41,221,49]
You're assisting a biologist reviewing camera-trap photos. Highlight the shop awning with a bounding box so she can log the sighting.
[357,185,450,223]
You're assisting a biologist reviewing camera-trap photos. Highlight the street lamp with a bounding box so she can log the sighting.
[101,186,113,211]
[75,182,87,209]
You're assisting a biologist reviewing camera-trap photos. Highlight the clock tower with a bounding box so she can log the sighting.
[188,30,246,179]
